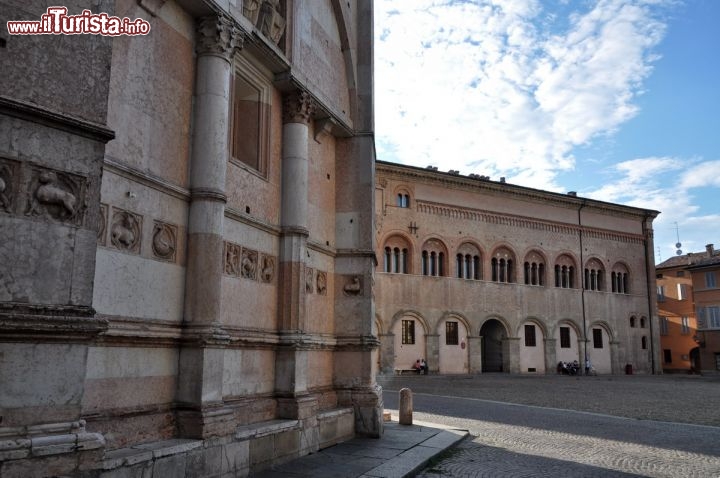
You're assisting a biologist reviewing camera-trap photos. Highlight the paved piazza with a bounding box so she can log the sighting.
[379,374,720,477]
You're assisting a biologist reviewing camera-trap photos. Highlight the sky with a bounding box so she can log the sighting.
[374,0,720,264]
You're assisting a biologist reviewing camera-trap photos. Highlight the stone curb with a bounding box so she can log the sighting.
[360,426,468,478]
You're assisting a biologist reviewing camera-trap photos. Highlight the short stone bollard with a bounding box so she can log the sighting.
[399,388,413,425]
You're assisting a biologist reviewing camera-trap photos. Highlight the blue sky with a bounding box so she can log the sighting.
[374,0,720,263]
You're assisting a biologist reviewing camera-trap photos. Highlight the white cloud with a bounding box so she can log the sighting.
[679,160,720,188]
[375,0,669,189]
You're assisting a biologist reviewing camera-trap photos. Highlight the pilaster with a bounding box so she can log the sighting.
[467,336,482,373]
[426,334,440,373]
[544,338,557,373]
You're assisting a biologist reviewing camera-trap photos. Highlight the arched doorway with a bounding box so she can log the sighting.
[480,319,506,372]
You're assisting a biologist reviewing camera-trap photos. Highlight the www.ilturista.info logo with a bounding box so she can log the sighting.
[6,7,151,36]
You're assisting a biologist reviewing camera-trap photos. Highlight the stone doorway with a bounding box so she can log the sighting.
[481,319,506,372]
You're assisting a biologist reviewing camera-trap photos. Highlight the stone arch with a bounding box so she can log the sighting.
[522,249,548,286]
[380,231,414,274]
[436,312,470,374]
[420,236,449,277]
[489,243,517,283]
[455,240,484,280]
[553,252,579,289]
[390,310,428,370]
[479,316,510,373]
[329,0,359,121]
[554,319,582,365]
[610,260,631,294]
[584,256,606,291]
[518,317,547,374]
[392,184,413,209]
[587,321,613,374]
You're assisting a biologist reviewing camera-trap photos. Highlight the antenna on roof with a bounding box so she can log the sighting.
[657,247,662,262]
[674,222,682,256]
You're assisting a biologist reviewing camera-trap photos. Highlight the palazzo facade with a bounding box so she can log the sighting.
[0,1,380,476]
[374,161,661,376]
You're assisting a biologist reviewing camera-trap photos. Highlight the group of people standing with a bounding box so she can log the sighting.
[413,358,428,374]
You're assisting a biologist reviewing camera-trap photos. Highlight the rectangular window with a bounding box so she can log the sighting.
[708,306,720,329]
[230,58,271,176]
[676,270,685,277]
[677,283,688,300]
[657,285,665,302]
[401,320,415,345]
[445,321,459,345]
[681,316,690,335]
[706,272,717,288]
[716,354,720,371]
[524,324,536,347]
[559,327,571,348]
[593,328,603,349]
[659,317,669,336]
[663,349,672,364]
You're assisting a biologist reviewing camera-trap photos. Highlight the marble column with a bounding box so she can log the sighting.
[275,89,315,415]
[176,14,240,439]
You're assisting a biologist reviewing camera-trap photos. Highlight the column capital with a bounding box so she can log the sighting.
[196,14,243,61]
[283,89,316,124]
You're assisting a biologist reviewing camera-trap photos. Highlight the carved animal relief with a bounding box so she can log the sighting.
[110,208,142,254]
[25,167,86,225]
[316,270,327,295]
[305,267,314,294]
[152,221,177,262]
[224,242,241,276]
[0,159,18,214]
[260,254,275,283]
[241,248,258,280]
[343,275,363,296]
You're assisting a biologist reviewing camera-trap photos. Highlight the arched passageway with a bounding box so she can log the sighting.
[480,319,506,372]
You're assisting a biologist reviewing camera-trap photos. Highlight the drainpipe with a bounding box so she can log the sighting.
[578,200,588,370]
[642,213,658,374]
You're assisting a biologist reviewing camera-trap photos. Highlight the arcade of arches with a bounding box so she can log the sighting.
[374,161,661,375]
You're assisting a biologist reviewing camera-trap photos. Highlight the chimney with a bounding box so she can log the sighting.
[567,191,577,197]
[707,244,715,256]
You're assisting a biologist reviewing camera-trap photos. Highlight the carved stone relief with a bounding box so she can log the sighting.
[243,0,286,45]
[241,248,258,280]
[97,203,108,245]
[25,167,86,226]
[343,275,363,296]
[283,90,315,124]
[224,241,241,276]
[110,208,142,254]
[196,14,242,60]
[305,267,314,294]
[0,159,18,214]
[316,270,327,296]
[260,254,275,283]
[152,221,177,262]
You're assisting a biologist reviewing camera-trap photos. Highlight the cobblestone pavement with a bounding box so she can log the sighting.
[380,374,720,477]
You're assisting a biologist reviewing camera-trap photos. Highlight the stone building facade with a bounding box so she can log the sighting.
[0,0,380,476]
[374,161,661,376]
